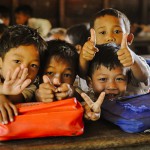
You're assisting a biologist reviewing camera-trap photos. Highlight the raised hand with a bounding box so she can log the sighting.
[76,87,105,121]
[0,65,31,95]
[81,28,98,61]
[117,33,134,67]
[36,75,57,102]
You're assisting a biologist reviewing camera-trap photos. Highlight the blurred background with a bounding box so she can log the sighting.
[0,0,150,55]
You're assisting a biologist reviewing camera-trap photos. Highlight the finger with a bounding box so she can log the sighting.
[10,103,18,116]
[81,93,94,108]
[4,104,14,122]
[90,28,96,45]
[0,107,8,124]
[20,79,31,90]
[5,70,11,82]
[121,33,128,49]
[11,67,21,80]
[41,98,54,103]
[19,68,28,81]
[0,113,4,124]
[92,92,105,113]
[90,112,100,121]
[43,75,51,84]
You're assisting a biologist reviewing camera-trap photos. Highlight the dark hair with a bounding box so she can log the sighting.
[0,23,7,36]
[66,23,90,46]
[41,39,79,75]
[15,5,33,17]
[88,43,123,77]
[90,8,130,33]
[0,5,10,18]
[0,25,47,66]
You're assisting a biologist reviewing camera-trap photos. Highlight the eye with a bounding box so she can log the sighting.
[116,77,125,81]
[114,30,122,34]
[45,72,54,76]
[31,64,39,69]
[99,31,106,35]
[13,60,21,64]
[64,73,72,78]
[99,78,107,82]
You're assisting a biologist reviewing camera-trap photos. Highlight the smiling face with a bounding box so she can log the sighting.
[43,57,76,87]
[89,65,128,100]
[94,15,127,45]
[0,45,40,82]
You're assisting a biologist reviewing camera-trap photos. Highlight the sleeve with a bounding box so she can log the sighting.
[138,56,150,86]
[22,84,37,102]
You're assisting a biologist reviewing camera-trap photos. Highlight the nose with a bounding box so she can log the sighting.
[106,81,117,90]
[52,76,61,87]
[106,34,115,42]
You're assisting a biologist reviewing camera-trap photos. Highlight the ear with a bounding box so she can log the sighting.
[86,76,93,88]
[127,33,134,45]
[75,44,82,54]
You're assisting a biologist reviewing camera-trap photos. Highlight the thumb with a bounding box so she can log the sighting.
[43,75,51,84]
[121,33,128,49]
[90,28,96,45]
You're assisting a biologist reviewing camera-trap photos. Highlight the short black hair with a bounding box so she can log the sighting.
[66,23,90,46]
[88,43,122,77]
[90,8,130,33]
[15,5,33,16]
[0,24,47,66]
[0,5,10,18]
[41,39,79,75]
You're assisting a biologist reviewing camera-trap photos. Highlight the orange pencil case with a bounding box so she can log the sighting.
[0,98,84,141]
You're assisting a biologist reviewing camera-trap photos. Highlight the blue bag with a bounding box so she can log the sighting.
[101,93,150,133]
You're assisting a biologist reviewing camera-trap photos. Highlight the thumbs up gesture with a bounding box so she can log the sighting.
[117,34,134,67]
[76,87,105,121]
[81,28,99,61]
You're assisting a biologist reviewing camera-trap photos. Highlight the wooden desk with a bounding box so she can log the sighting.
[0,119,150,150]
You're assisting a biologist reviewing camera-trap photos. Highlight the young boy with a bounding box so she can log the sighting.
[35,39,79,102]
[0,24,47,124]
[79,8,150,89]
[14,5,52,39]
[78,43,150,121]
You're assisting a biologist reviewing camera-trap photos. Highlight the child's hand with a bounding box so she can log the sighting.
[0,95,18,124]
[117,34,134,67]
[76,87,105,121]
[0,65,31,95]
[55,83,74,100]
[81,28,98,61]
[36,75,57,102]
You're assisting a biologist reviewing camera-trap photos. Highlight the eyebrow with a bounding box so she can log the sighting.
[96,25,122,30]
[13,54,39,61]
[47,66,73,71]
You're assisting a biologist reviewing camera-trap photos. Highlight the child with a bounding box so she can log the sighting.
[79,8,150,90]
[14,5,52,39]
[46,28,67,41]
[78,43,150,121]
[35,39,79,102]
[0,24,47,124]
[65,23,90,92]
[66,23,90,54]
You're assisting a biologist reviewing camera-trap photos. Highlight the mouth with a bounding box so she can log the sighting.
[105,94,120,101]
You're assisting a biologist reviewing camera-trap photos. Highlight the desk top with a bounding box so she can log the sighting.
[0,119,150,150]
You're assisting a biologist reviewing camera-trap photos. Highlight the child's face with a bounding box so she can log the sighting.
[89,65,128,100]
[0,45,40,82]
[15,13,29,25]
[94,15,127,45]
[44,57,76,86]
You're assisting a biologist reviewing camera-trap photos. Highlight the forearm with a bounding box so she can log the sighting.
[131,53,150,82]
[79,56,89,78]
[7,94,25,104]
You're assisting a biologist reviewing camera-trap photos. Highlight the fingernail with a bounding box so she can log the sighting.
[10,118,14,122]
[4,121,8,124]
